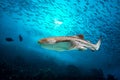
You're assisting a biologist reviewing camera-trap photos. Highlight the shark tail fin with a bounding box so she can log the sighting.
[95,36,102,50]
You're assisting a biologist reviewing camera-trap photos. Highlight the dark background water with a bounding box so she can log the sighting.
[0,0,120,80]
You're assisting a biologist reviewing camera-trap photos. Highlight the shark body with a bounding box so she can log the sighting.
[38,35,101,51]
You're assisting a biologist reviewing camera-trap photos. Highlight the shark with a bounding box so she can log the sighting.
[38,35,101,51]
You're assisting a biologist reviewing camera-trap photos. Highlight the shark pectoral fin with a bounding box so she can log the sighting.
[78,47,87,51]
[68,41,77,50]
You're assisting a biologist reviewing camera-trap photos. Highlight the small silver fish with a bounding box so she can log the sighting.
[38,35,101,51]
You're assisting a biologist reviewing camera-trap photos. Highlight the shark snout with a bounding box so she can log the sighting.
[38,39,48,43]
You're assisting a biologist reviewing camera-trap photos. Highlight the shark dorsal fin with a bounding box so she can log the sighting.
[77,34,84,39]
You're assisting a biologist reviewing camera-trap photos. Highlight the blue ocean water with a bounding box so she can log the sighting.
[0,0,120,80]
